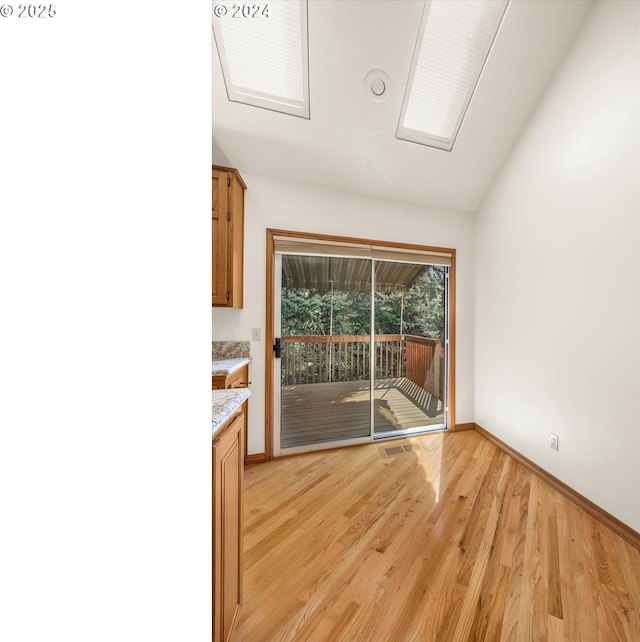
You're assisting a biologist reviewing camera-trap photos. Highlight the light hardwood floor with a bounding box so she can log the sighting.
[236,429,640,641]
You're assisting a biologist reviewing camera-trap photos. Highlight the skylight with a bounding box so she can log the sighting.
[212,0,309,119]
[397,0,509,151]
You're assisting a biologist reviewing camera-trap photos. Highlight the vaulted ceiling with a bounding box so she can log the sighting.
[212,0,593,213]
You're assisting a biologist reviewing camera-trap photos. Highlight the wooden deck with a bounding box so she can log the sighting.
[280,377,444,448]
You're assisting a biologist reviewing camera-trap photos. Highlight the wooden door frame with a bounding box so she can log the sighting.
[264,228,457,461]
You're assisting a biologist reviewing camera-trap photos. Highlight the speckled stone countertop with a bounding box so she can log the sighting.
[212,341,250,360]
[211,357,251,376]
[212,388,251,437]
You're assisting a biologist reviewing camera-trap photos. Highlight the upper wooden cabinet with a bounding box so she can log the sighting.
[213,166,246,308]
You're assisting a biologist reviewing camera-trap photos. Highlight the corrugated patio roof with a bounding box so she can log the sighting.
[282,255,426,292]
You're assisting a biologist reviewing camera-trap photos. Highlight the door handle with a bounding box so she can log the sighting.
[273,337,282,358]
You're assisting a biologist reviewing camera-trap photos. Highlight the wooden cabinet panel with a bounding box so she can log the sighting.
[211,364,250,391]
[212,166,246,308]
[212,171,228,306]
[213,406,245,642]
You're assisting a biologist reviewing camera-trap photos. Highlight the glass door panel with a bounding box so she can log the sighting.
[373,261,447,438]
[279,254,372,450]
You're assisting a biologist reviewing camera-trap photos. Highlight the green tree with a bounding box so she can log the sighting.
[281,264,445,341]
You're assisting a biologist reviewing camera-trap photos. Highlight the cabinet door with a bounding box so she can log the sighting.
[213,411,244,642]
[212,169,229,306]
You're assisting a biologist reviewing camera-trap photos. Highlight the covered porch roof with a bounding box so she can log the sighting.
[282,255,428,293]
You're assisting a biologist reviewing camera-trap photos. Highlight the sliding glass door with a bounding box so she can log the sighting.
[373,261,447,438]
[272,239,450,456]
[276,254,372,451]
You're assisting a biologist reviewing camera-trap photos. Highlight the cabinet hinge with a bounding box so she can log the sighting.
[227,212,231,222]
[227,177,231,187]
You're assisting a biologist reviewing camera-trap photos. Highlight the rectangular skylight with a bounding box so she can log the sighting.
[397,0,509,151]
[212,0,309,119]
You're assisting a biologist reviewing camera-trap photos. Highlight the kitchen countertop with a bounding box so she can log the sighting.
[212,388,251,437]
[211,357,251,376]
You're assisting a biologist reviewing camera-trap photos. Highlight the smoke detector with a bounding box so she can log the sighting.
[364,69,391,103]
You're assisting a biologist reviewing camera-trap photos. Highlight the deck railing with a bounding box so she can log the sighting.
[281,334,444,399]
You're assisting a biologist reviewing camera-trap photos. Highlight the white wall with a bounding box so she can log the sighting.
[475,1,640,530]
[213,174,475,455]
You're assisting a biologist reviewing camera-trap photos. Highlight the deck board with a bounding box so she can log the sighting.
[281,377,444,448]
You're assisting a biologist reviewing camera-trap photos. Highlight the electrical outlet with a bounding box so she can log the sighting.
[550,433,559,451]
[251,328,262,342]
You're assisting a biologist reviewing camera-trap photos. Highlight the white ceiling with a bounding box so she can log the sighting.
[212,0,593,213]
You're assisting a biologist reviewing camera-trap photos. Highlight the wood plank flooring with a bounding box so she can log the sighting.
[236,430,640,641]
[281,378,444,448]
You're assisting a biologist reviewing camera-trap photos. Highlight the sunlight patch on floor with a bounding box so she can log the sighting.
[415,432,444,503]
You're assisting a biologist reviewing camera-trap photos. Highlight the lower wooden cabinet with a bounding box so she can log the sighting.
[213,404,246,642]
[211,364,250,391]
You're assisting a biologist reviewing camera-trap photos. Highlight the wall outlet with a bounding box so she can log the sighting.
[251,328,262,341]
[550,433,559,451]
